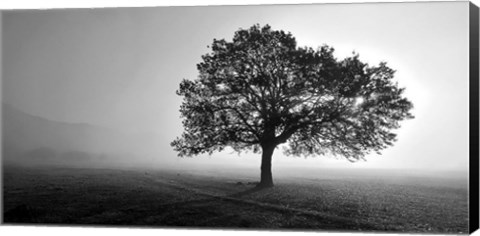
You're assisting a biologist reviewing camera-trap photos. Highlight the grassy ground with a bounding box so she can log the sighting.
[2,165,469,233]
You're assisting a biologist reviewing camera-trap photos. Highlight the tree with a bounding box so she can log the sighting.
[171,24,414,188]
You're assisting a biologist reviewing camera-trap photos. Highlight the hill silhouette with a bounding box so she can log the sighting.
[2,103,162,167]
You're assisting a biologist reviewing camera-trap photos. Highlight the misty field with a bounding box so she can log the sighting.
[2,165,468,233]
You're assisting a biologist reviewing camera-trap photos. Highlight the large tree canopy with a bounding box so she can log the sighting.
[171,24,413,187]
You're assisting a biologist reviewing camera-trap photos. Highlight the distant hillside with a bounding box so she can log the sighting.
[3,103,126,152]
[2,103,163,166]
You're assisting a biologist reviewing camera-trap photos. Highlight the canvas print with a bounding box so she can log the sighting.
[1,2,477,234]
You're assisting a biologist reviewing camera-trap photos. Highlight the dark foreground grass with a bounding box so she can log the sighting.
[2,165,468,233]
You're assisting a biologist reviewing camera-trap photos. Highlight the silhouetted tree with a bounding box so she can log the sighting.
[171,24,413,188]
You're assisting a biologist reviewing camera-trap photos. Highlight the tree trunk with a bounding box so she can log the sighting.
[258,144,275,188]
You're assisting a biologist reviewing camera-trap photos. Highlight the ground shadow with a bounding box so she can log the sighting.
[229,185,270,198]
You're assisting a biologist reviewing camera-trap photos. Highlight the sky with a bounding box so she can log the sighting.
[1,2,471,172]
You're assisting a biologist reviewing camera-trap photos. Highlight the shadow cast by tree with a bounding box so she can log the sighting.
[229,185,268,197]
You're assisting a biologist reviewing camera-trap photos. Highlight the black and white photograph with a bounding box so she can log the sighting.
[1,0,478,235]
